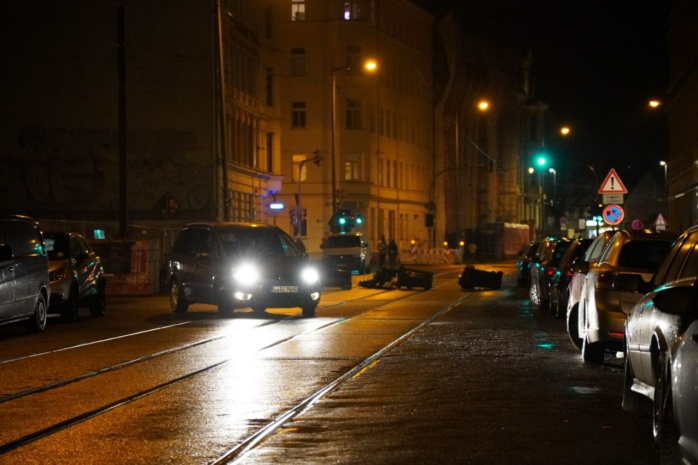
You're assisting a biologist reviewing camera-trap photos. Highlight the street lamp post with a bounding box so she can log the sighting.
[331,60,377,216]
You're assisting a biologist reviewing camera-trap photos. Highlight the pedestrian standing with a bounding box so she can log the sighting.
[388,239,398,268]
[378,235,387,268]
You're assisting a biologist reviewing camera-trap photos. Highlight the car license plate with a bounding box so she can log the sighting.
[272,286,298,293]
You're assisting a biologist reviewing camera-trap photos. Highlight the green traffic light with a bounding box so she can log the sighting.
[535,155,547,167]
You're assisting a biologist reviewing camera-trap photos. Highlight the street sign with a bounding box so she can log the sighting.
[602,204,625,225]
[598,168,628,194]
[602,193,624,205]
[654,213,668,231]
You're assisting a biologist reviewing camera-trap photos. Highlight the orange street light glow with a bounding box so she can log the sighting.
[477,100,490,111]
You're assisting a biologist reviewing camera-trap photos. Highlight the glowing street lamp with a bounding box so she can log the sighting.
[560,126,571,136]
[331,58,378,214]
[477,99,490,112]
[649,100,662,109]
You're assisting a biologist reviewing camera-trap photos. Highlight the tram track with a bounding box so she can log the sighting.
[0,274,461,457]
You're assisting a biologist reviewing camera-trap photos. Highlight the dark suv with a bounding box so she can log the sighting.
[165,222,322,317]
[0,215,50,332]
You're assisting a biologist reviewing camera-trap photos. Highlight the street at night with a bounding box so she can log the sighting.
[0,265,658,464]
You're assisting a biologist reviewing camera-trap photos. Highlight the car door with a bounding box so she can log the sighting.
[2,218,47,317]
[0,221,17,319]
[187,228,218,303]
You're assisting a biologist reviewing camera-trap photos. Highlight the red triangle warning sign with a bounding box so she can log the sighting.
[598,168,628,194]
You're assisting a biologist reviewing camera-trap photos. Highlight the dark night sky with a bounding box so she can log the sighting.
[411,0,671,192]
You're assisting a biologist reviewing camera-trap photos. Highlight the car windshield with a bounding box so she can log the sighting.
[44,235,69,260]
[219,229,301,259]
[618,240,673,271]
[326,236,361,248]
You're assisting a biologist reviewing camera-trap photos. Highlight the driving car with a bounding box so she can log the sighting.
[548,238,592,317]
[44,231,107,322]
[566,231,614,350]
[576,229,676,363]
[165,222,321,317]
[528,237,572,312]
[0,215,50,332]
[322,233,371,274]
[620,224,698,460]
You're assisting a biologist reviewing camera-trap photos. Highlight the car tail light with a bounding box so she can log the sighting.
[608,331,624,339]
[546,265,556,277]
[565,268,575,278]
[595,272,616,289]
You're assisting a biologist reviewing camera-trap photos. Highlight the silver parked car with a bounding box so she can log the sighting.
[44,232,107,322]
[0,215,50,332]
[576,229,676,363]
[620,224,698,462]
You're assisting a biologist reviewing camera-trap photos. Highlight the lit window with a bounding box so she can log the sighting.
[344,153,362,181]
[292,155,308,182]
[292,0,305,21]
[343,1,361,20]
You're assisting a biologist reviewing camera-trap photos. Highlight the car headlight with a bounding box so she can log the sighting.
[301,267,320,284]
[233,263,259,285]
[49,268,67,282]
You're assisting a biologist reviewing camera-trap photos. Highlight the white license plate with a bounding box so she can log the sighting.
[272,286,298,293]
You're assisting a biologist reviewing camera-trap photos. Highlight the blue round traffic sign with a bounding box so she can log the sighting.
[602,204,624,225]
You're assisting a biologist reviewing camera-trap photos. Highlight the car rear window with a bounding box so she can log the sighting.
[618,240,673,271]
[326,236,361,248]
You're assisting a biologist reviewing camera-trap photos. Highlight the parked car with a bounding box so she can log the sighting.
[516,241,540,288]
[44,231,107,322]
[669,317,698,464]
[566,231,614,349]
[0,215,50,332]
[620,224,698,461]
[165,222,321,317]
[322,233,371,274]
[549,238,593,317]
[576,229,676,363]
[621,280,698,464]
[528,237,572,312]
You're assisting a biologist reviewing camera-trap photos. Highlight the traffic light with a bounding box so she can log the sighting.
[329,208,353,233]
[534,152,548,168]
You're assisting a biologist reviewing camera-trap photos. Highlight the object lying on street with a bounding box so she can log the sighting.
[459,266,503,290]
[359,266,432,290]
[322,267,352,290]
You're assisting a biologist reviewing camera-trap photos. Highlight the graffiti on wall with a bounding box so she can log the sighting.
[0,127,212,218]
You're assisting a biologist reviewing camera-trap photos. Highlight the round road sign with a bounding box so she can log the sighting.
[603,204,624,225]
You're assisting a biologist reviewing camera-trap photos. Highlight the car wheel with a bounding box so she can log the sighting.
[567,305,583,350]
[529,282,541,306]
[60,284,80,323]
[622,352,649,413]
[582,336,605,364]
[169,279,189,313]
[302,305,316,317]
[654,354,682,464]
[28,293,48,333]
[89,279,106,317]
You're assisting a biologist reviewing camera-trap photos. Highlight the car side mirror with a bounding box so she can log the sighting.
[653,284,698,317]
[572,260,589,274]
[0,244,12,261]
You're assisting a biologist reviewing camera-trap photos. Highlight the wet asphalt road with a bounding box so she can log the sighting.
[0,262,659,464]
[242,265,659,465]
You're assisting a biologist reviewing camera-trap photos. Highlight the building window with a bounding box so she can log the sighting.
[291,0,305,21]
[344,153,362,181]
[343,1,362,20]
[292,154,308,182]
[265,67,274,106]
[345,45,362,74]
[290,47,306,75]
[291,101,306,128]
[266,132,274,173]
[345,98,362,129]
